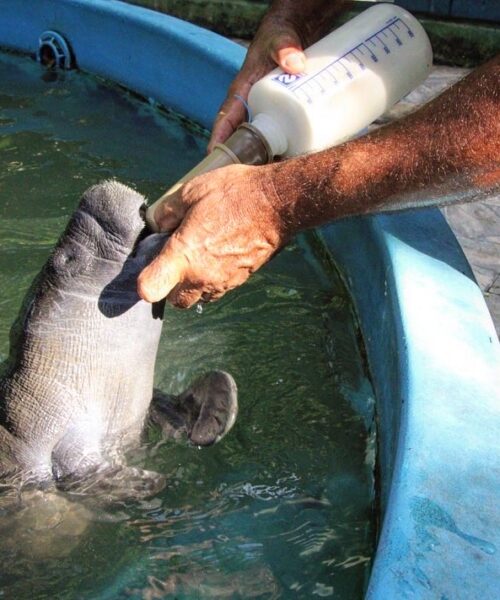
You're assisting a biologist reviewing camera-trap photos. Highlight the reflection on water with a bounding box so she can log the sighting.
[0,52,376,598]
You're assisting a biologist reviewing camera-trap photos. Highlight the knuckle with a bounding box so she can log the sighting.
[168,286,199,309]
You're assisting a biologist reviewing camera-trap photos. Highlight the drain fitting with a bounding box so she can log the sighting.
[37,31,74,70]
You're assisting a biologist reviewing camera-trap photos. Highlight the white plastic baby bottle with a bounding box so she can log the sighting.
[248,2,433,156]
[146,3,432,231]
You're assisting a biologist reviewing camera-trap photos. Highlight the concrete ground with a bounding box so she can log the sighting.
[384,66,499,338]
[443,196,499,337]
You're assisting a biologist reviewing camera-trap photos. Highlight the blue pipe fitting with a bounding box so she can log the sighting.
[37,30,73,69]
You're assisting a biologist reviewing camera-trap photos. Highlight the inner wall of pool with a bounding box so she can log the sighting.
[0,52,376,599]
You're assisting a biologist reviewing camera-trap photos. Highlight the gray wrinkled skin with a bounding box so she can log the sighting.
[0,181,237,496]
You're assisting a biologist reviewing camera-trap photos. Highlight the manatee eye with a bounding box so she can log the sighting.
[48,243,87,279]
[54,249,75,267]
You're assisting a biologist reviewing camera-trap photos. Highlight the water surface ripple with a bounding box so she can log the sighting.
[0,52,376,599]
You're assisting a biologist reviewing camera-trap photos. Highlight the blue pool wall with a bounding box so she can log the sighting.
[2,0,241,131]
[1,1,499,597]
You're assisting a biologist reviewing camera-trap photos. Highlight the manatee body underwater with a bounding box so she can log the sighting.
[0,181,237,496]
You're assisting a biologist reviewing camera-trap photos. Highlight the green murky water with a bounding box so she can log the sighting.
[0,52,376,599]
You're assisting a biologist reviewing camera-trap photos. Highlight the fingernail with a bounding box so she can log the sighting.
[157,214,179,232]
[283,52,305,71]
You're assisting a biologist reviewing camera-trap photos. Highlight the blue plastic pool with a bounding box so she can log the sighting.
[1,1,499,597]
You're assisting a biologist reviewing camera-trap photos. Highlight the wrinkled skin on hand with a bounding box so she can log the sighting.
[138,56,499,308]
[209,0,350,151]
[137,164,287,307]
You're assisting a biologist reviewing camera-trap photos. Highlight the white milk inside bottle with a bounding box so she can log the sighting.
[146,3,432,231]
[248,3,433,156]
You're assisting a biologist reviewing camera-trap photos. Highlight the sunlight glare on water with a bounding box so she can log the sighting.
[0,52,376,599]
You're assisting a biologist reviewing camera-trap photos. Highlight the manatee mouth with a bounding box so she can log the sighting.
[130,204,152,257]
[138,202,148,225]
[50,180,172,319]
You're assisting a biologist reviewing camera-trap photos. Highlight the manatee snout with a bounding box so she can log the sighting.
[79,180,147,250]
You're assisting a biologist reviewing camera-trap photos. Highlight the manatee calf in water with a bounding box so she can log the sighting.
[0,181,237,496]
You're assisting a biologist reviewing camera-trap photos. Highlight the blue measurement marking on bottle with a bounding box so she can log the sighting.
[273,17,415,105]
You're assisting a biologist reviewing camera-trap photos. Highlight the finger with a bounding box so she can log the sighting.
[275,47,306,73]
[166,283,202,309]
[137,242,189,303]
[269,33,305,74]
[208,115,240,153]
[201,290,220,303]
[152,188,187,232]
[208,96,247,152]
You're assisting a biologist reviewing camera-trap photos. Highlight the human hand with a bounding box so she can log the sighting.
[208,21,306,152]
[208,0,351,151]
[137,164,288,308]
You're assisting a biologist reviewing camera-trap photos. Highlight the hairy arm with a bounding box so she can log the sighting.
[138,55,499,307]
[270,54,499,229]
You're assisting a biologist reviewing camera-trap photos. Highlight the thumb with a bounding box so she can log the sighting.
[150,185,189,233]
[270,32,306,74]
[137,243,189,303]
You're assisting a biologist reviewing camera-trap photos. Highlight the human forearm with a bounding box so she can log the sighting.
[267,55,499,231]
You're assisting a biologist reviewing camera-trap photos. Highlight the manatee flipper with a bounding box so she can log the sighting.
[150,371,238,446]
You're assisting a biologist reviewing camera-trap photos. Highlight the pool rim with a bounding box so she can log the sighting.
[1,0,498,597]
